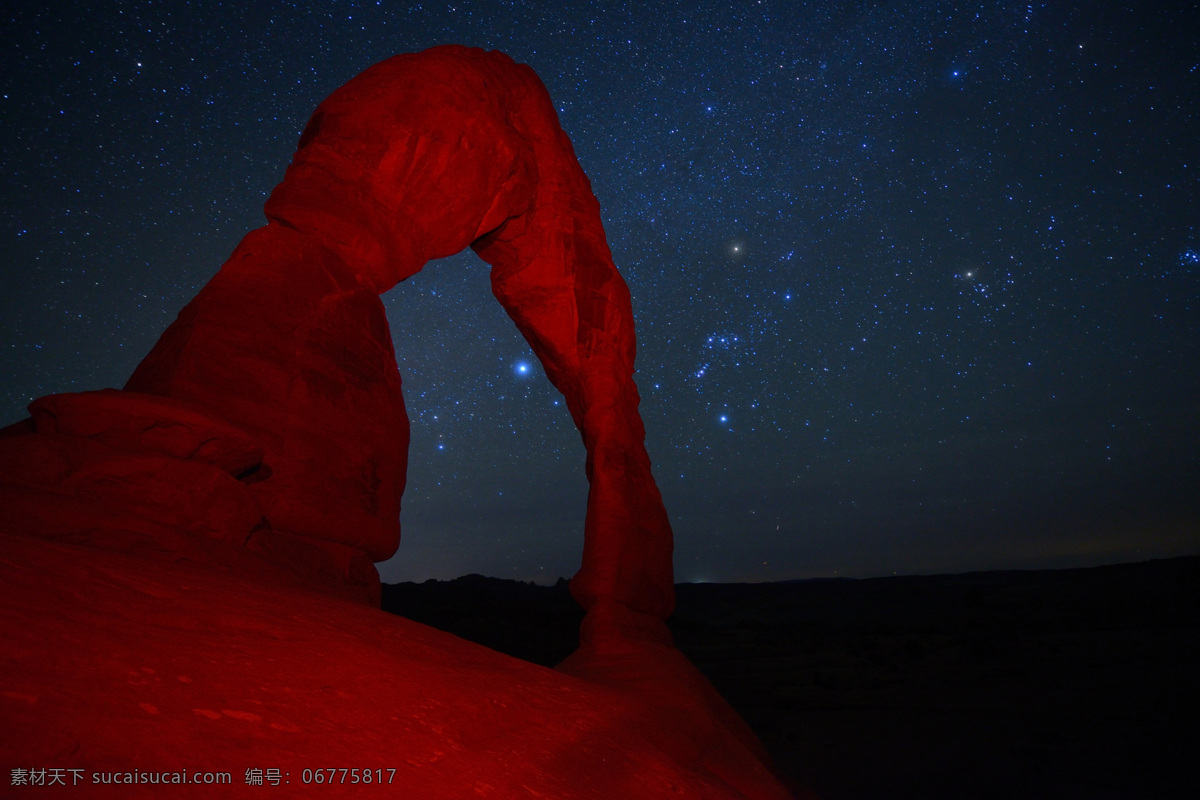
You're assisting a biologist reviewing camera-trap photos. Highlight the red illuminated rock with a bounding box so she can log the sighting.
[28,389,263,476]
[116,44,676,644]
[0,46,801,798]
[0,532,802,799]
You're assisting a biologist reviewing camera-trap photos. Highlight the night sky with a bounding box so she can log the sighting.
[3,2,1197,584]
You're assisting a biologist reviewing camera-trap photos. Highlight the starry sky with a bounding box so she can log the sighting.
[3,1,1197,584]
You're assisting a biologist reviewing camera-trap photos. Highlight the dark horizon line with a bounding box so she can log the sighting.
[385,550,1200,589]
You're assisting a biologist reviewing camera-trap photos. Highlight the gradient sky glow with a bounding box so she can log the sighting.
[2,1,1197,583]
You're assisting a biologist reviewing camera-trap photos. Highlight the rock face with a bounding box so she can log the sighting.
[0,46,799,798]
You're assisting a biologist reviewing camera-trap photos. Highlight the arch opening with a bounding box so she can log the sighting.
[379,251,589,585]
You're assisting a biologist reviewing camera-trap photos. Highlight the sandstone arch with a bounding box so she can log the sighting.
[0,48,805,797]
[108,45,674,647]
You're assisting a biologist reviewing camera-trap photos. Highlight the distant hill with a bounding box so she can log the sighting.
[384,555,1200,799]
[382,574,583,666]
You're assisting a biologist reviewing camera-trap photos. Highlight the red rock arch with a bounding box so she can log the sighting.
[118,45,674,648]
[0,49,805,796]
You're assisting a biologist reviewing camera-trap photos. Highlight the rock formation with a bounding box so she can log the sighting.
[0,46,801,798]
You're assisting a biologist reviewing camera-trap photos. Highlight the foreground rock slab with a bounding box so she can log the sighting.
[0,533,797,798]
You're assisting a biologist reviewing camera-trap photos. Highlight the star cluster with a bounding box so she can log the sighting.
[2,1,1197,583]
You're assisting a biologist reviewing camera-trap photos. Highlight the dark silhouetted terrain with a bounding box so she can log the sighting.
[384,555,1200,799]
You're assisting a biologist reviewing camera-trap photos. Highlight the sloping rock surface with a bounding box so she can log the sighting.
[0,533,795,798]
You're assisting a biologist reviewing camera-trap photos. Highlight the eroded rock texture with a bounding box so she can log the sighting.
[0,47,799,798]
